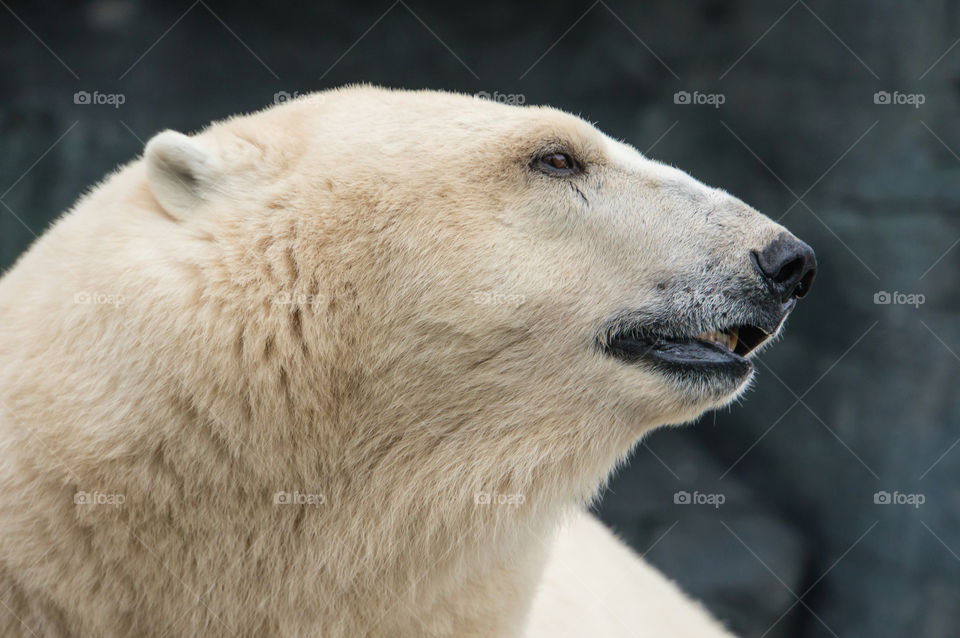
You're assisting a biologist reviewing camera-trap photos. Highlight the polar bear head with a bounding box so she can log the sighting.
[0,86,816,638]
[140,86,814,489]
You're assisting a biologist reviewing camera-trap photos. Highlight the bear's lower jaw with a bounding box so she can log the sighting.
[596,302,791,404]
[596,317,780,410]
[601,330,753,382]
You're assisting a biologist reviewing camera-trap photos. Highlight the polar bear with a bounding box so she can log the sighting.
[0,86,814,637]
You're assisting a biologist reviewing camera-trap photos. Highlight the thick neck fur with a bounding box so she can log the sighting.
[0,173,643,637]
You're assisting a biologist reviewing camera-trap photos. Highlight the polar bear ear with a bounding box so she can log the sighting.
[144,130,219,220]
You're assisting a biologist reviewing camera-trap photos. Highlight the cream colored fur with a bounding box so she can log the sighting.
[526,510,734,637]
[0,86,793,636]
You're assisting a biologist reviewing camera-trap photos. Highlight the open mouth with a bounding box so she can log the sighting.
[600,321,775,378]
[691,324,770,358]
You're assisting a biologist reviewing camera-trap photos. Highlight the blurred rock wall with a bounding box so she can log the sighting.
[2,2,958,636]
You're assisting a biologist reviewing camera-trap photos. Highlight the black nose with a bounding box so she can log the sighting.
[754,233,817,301]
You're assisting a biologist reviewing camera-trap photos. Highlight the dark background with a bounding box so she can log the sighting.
[2,1,958,636]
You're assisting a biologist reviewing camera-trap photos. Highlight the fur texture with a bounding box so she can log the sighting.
[526,510,735,637]
[0,86,796,636]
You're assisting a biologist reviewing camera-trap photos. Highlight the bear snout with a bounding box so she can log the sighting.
[751,232,817,303]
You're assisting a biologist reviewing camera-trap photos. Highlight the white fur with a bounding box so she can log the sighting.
[526,510,734,637]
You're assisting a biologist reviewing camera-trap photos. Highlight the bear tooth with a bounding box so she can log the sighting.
[699,331,726,348]
[697,329,737,351]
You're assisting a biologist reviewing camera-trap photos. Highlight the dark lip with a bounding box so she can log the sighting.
[598,303,794,378]
[602,332,753,378]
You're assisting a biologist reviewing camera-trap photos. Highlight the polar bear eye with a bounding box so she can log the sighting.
[535,152,579,175]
